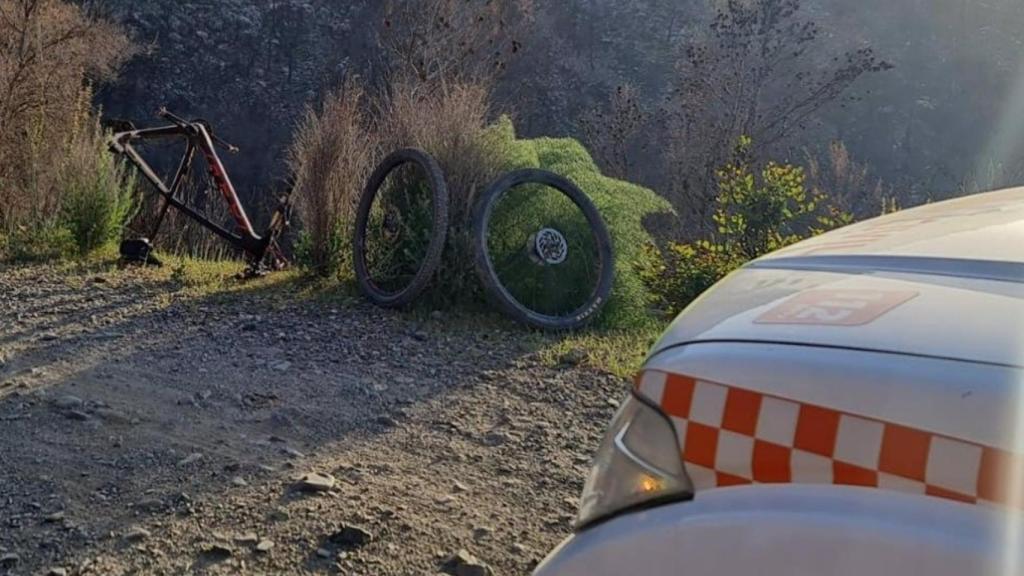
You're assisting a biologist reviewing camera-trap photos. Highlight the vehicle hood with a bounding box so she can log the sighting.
[650,188,1024,366]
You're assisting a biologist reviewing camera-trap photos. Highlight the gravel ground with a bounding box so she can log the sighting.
[0,264,627,575]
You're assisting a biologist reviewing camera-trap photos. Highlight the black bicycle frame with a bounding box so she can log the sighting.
[109,117,270,260]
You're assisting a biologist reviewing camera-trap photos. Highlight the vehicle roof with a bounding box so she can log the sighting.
[650,188,1024,366]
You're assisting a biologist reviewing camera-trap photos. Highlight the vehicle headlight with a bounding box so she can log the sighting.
[576,391,693,530]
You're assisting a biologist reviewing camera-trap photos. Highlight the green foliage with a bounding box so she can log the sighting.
[714,136,852,259]
[638,240,745,316]
[58,128,138,256]
[642,137,853,316]
[480,116,674,329]
[1,120,137,263]
[294,224,348,278]
[483,116,542,172]
[4,224,77,263]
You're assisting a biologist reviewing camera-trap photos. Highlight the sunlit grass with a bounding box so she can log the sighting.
[536,325,664,378]
[157,254,667,379]
[9,244,665,379]
[43,247,355,305]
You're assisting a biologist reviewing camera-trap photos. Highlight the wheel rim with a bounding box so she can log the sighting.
[361,160,437,296]
[483,180,605,319]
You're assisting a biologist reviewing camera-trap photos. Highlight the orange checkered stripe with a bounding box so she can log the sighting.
[636,370,1022,508]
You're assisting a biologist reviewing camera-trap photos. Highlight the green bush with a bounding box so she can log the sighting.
[296,105,671,329]
[58,126,138,256]
[2,119,137,263]
[643,137,852,316]
[479,117,674,329]
[5,224,77,263]
[638,240,745,316]
[294,223,347,277]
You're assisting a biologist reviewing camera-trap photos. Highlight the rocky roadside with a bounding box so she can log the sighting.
[0,264,628,575]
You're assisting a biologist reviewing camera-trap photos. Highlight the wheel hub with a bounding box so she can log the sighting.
[534,228,568,265]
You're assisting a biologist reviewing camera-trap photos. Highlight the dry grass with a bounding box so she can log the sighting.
[374,76,503,302]
[286,74,500,296]
[0,0,132,235]
[130,195,236,261]
[288,78,379,275]
[377,76,500,231]
[806,140,892,218]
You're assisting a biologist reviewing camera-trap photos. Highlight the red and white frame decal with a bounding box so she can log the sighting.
[636,370,1022,508]
[755,289,918,326]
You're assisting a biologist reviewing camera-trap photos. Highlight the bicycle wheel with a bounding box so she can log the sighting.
[353,148,449,308]
[472,169,614,330]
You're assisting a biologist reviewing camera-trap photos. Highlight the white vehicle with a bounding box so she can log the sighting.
[535,188,1024,576]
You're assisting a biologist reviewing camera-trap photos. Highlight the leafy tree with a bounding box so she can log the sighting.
[664,0,891,230]
[642,137,853,315]
[715,136,851,259]
[379,0,531,84]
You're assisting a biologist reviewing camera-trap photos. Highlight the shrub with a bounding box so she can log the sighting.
[643,137,852,316]
[3,113,137,262]
[5,224,77,262]
[806,140,895,219]
[715,136,852,260]
[0,0,133,236]
[638,240,745,316]
[58,120,138,255]
[288,78,377,275]
[288,75,672,329]
[375,78,505,301]
[287,76,498,284]
[484,116,674,329]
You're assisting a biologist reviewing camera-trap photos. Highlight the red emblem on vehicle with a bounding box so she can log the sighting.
[756,289,918,326]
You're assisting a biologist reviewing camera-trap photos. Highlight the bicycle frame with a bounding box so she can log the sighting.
[108,111,287,269]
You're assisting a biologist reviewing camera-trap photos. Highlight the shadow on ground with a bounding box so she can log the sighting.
[0,262,620,574]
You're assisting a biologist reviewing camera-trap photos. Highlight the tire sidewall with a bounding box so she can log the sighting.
[472,169,615,330]
[353,148,449,308]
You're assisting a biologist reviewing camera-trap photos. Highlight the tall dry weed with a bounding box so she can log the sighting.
[0,0,132,239]
[376,77,500,228]
[288,78,379,274]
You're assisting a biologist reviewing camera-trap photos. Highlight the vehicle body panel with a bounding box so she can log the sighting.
[763,186,1024,262]
[534,486,1016,576]
[650,187,1024,366]
[643,342,1021,456]
[535,189,1024,576]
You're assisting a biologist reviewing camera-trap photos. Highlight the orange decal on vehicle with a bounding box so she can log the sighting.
[637,369,1024,510]
[755,289,918,326]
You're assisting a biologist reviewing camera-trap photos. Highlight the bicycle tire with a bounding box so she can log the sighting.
[353,148,449,308]
[472,169,615,331]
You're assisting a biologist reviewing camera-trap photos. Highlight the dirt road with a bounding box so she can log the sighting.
[0,264,626,575]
